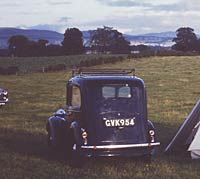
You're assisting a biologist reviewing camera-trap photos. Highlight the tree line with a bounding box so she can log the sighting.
[6,26,131,57]
[2,26,200,57]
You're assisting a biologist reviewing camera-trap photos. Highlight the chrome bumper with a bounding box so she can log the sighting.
[81,142,160,150]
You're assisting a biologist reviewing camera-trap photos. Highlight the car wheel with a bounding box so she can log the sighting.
[47,129,53,147]
[68,143,84,168]
[46,124,54,150]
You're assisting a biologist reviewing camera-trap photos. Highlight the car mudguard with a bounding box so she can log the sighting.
[70,121,83,150]
[47,116,68,148]
[147,120,155,130]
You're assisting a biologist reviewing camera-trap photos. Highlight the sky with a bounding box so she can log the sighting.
[0,0,200,35]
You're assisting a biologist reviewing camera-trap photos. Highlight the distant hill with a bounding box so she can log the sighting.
[0,27,178,49]
[141,31,176,38]
[0,28,63,48]
[124,31,176,47]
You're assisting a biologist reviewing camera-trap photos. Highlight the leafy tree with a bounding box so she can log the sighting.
[62,28,84,55]
[172,27,198,52]
[26,40,48,57]
[89,26,113,53]
[27,41,39,57]
[8,36,62,57]
[109,30,130,54]
[38,39,49,46]
[8,35,29,57]
[46,44,63,56]
[89,26,130,54]
[37,39,49,56]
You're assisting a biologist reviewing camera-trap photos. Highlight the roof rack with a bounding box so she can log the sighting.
[72,68,135,77]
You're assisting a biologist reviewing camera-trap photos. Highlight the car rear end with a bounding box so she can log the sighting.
[80,77,160,157]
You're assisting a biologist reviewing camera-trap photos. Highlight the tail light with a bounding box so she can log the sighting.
[81,128,88,145]
[149,130,155,143]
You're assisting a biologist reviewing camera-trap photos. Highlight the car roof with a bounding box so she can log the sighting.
[68,69,145,87]
[69,75,145,87]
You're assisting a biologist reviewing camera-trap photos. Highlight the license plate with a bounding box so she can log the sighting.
[104,118,135,127]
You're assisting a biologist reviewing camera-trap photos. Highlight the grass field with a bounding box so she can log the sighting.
[0,54,127,73]
[0,56,200,179]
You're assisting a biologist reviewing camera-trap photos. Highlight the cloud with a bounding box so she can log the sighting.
[78,16,156,34]
[2,0,200,36]
[27,16,72,32]
[96,0,198,13]
[0,2,21,7]
[150,4,182,11]
[27,24,61,32]
[78,8,200,35]
[0,1,42,8]
[97,0,152,7]
[58,17,72,24]
[181,0,200,11]
[97,0,200,13]
[47,0,71,5]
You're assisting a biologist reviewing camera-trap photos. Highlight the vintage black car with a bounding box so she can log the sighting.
[46,69,160,160]
[0,88,8,106]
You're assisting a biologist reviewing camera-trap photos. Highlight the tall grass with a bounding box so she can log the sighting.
[0,56,200,179]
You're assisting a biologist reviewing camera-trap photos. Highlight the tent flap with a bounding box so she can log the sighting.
[165,100,200,154]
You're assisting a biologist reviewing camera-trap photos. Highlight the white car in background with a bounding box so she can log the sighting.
[0,88,8,106]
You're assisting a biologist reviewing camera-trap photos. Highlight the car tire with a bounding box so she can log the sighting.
[68,144,85,168]
[63,138,74,159]
[47,123,52,146]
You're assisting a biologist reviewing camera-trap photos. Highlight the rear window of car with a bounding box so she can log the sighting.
[102,84,132,99]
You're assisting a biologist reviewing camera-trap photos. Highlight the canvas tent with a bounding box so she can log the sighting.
[188,121,200,159]
[165,100,200,159]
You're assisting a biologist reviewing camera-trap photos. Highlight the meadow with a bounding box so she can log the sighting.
[0,54,127,73]
[0,56,200,179]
